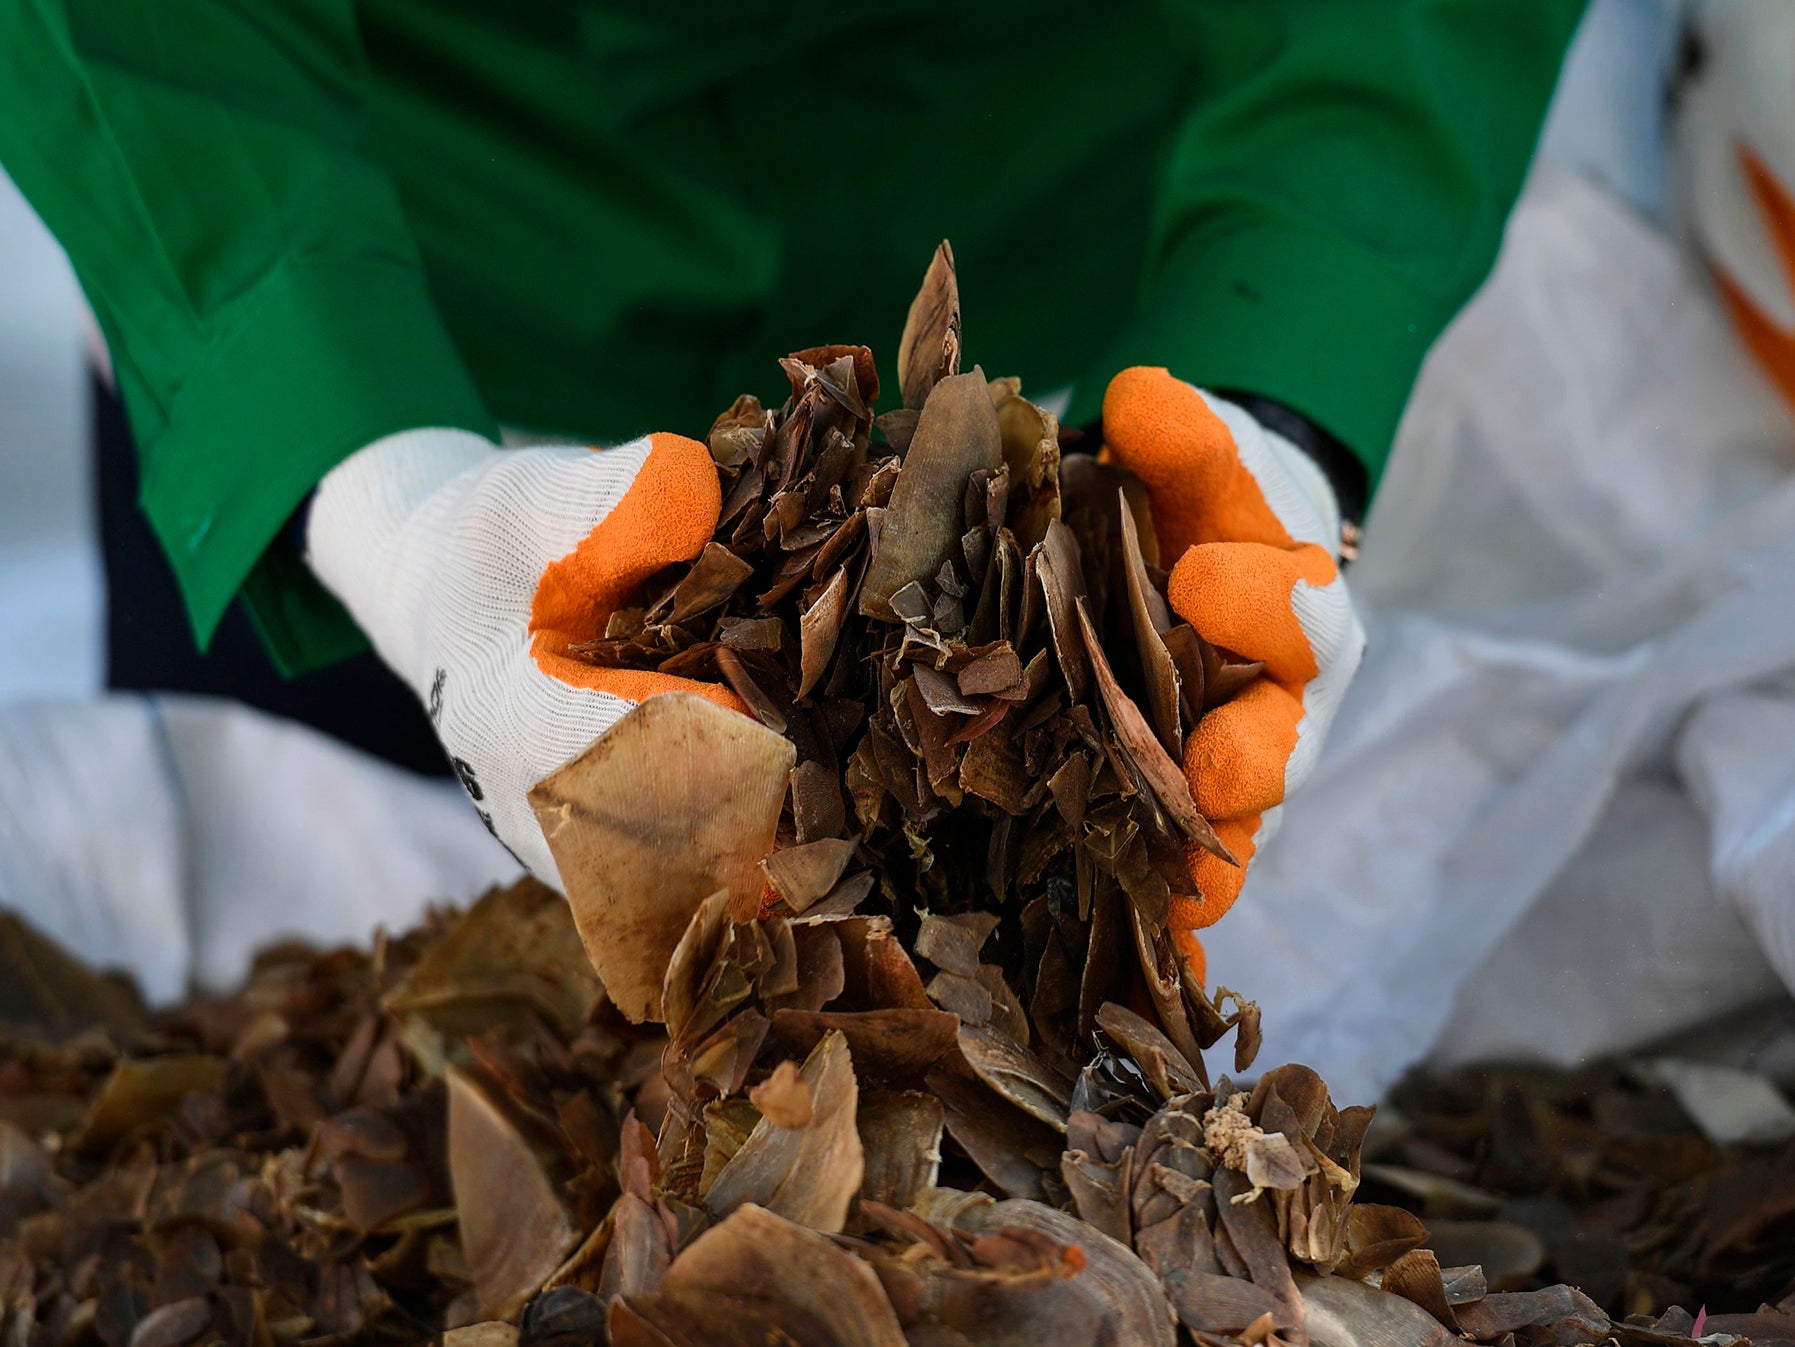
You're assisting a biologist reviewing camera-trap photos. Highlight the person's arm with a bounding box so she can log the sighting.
[0,0,496,671]
[1084,0,1586,505]
[1,0,745,882]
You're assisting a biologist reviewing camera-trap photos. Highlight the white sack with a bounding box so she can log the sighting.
[1677,684,1795,989]
[1202,167,1795,1102]
[0,694,520,1002]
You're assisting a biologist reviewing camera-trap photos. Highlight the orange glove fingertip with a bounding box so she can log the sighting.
[1102,367,1235,479]
[1183,816,1260,931]
[1166,541,1332,686]
[1185,681,1302,819]
[1102,368,1292,552]
[635,431,725,559]
[1101,368,1241,557]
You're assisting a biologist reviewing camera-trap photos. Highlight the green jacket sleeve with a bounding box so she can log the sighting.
[1083,0,1584,492]
[0,0,497,671]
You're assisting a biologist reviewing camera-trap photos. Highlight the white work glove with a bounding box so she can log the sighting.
[1100,367,1366,983]
[306,428,739,881]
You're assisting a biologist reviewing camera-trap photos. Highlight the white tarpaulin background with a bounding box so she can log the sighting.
[0,695,520,1006]
[1204,167,1795,1100]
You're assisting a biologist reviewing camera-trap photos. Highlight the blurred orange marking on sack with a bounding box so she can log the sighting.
[1715,146,1795,410]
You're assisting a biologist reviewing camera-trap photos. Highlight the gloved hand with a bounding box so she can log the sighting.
[306,427,742,881]
[1102,368,1365,980]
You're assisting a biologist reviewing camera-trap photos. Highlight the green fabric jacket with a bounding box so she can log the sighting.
[0,0,1583,672]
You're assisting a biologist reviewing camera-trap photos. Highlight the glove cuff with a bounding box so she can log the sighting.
[306,427,498,690]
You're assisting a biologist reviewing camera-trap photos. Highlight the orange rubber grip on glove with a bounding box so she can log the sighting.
[1104,369,1355,964]
[531,432,746,713]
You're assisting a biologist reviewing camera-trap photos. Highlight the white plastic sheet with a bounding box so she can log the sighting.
[0,694,520,1002]
[1204,168,1795,1101]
